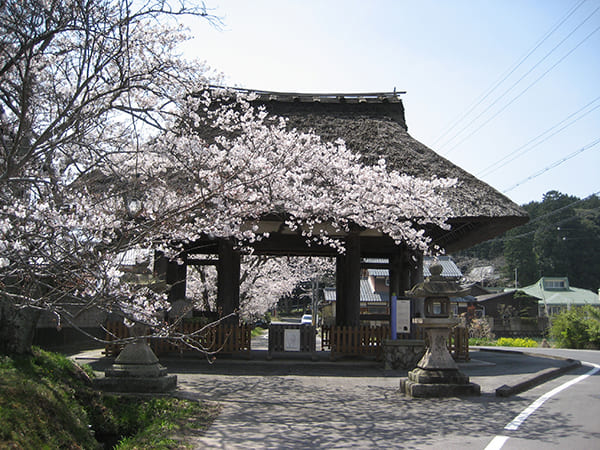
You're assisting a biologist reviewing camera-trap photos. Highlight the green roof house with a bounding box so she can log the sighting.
[519,277,600,316]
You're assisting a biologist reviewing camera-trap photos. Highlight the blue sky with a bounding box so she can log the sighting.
[182,0,600,205]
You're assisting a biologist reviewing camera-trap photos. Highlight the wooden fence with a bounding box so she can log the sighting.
[449,326,469,361]
[322,325,469,361]
[103,321,251,357]
[321,325,390,360]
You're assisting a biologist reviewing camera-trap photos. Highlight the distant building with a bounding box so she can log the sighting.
[519,277,600,316]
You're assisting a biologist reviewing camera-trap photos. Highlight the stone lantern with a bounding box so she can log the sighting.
[400,262,480,397]
[95,323,177,393]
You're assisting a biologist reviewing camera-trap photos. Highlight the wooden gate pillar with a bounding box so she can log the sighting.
[335,255,345,325]
[409,251,425,318]
[336,233,361,326]
[410,251,424,287]
[217,239,240,323]
[389,248,402,299]
[166,253,187,302]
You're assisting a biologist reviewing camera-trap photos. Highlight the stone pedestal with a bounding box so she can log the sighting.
[382,339,426,370]
[400,319,479,397]
[95,341,177,393]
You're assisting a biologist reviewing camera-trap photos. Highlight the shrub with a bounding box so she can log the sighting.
[550,305,600,349]
[466,318,495,340]
[468,337,495,346]
[496,337,538,347]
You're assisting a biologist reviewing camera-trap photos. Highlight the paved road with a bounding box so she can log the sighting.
[166,348,597,449]
[76,346,599,448]
[481,347,600,450]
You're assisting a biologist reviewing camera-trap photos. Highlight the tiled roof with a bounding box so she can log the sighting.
[116,248,153,267]
[364,256,462,279]
[360,279,389,303]
[367,269,389,277]
[423,256,463,278]
[323,279,389,303]
[323,287,337,302]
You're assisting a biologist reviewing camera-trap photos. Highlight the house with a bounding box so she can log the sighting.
[462,290,538,319]
[464,290,545,337]
[322,279,389,326]
[519,277,600,316]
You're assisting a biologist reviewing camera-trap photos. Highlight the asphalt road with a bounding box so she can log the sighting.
[480,347,600,450]
[180,347,600,449]
[75,342,599,449]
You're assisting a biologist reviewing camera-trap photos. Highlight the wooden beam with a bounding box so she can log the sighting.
[186,259,218,266]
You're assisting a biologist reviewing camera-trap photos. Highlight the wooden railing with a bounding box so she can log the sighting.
[322,325,390,360]
[103,321,251,357]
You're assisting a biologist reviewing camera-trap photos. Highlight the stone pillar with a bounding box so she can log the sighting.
[217,239,240,322]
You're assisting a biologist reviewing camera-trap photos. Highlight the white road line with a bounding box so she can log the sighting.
[484,436,509,450]
[484,361,600,450]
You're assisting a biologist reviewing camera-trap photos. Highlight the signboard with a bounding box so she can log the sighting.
[284,329,301,351]
[396,299,411,333]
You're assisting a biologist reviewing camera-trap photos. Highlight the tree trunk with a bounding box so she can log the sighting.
[0,299,40,355]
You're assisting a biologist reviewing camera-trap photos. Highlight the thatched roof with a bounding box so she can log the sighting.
[245,89,528,252]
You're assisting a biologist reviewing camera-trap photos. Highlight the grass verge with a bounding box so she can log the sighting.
[0,347,220,449]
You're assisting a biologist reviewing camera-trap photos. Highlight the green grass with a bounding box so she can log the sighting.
[109,396,221,449]
[251,326,266,337]
[0,348,220,449]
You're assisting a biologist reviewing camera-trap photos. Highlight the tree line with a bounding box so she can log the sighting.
[458,191,600,291]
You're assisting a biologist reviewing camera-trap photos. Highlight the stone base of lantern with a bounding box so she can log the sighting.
[94,341,177,393]
[400,367,480,398]
[400,320,480,397]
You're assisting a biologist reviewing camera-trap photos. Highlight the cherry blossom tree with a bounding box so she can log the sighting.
[185,256,334,322]
[0,0,456,355]
[0,0,217,353]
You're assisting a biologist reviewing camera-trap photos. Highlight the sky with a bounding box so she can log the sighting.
[181,0,600,206]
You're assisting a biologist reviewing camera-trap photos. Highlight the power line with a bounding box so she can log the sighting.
[480,193,600,243]
[441,3,600,155]
[431,0,587,147]
[502,137,600,193]
[477,96,600,178]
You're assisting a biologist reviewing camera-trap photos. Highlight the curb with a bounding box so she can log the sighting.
[477,348,582,397]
